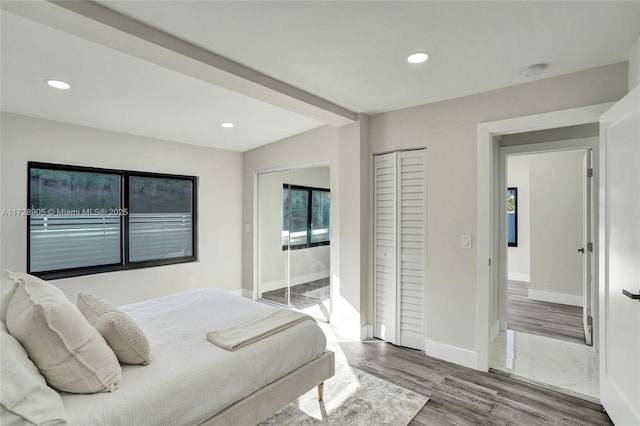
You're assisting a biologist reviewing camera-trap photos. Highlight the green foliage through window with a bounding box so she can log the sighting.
[282,184,330,250]
[27,162,197,279]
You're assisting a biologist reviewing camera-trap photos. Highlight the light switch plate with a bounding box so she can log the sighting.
[462,234,472,249]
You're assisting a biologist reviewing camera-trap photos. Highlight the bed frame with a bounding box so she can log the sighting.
[199,350,335,425]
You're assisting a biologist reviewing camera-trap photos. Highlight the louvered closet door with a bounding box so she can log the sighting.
[373,153,398,344]
[397,150,426,350]
[374,150,426,350]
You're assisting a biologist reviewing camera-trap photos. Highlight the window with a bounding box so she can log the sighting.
[128,176,194,262]
[28,162,197,279]
[29,166,122,273]
[282,184,330,250]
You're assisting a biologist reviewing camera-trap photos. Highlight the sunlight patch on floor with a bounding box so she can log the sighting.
[293,321,362,418]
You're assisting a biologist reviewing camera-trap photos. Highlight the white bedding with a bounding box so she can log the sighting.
[61,289,327,426]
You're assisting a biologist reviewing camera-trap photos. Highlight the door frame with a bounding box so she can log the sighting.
[475,102,614,371]
[497,141,597,347]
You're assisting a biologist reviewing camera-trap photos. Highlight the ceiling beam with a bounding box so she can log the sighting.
[1,0,357,127]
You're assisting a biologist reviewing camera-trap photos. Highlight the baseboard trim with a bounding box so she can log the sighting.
[424,339,477,369]
[508,272,530,282]
[528,289,582,307]
[241,288,253,299]
[228,289,244,297]
[259,272,330,293]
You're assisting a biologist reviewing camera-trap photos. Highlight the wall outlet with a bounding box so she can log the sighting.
[462,234,472,249]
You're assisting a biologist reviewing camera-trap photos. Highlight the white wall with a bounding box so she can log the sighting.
[0,116,2,275]
[500,123,599,147]
[257,166,330,293]
[368,62,627,361]
[528,150,585,306]
[338,117,369,336]
[243,125,339,295]
[1,113,243,305]
[507,155,531,282]
[629,33,640,90]
[243,120,369,339]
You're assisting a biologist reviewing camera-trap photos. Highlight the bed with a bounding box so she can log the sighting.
[1,276,335,426]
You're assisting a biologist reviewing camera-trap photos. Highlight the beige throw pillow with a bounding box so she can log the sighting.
[1,322,67,426]
[6,274,121,394]
[77,293,151,365]
[1,270,21,323]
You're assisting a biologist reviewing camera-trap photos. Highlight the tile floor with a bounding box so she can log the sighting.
[491,329,599,401]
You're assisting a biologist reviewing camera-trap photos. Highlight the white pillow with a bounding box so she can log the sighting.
[1,270,21,323]
[6,274,122,394]
[77,293,151,365]
[1,322,67,426]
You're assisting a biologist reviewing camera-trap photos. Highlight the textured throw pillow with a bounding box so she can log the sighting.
[77,293,151,365]
[6,274,122,394]
[1,322,67,426]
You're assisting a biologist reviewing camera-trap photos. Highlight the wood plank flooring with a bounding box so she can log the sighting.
[261,278,330,321]
[508,281,586,345]
[339,341,612,425]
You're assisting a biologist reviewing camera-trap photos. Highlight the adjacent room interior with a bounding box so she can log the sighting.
[491,128,600,401]
[1,1,639,425]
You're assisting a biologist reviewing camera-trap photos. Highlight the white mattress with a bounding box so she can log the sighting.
[61,289,327,426]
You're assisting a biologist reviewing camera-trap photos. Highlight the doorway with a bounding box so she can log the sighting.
[256,165,331,322]
[475,103,612,370]
[505,149,591,346]
[491,136,599,400]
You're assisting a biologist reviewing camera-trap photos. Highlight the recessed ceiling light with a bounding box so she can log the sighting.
[45,79,70,90]
[522,63,548,78]
[221,122,234,128]
[407,51,430,64]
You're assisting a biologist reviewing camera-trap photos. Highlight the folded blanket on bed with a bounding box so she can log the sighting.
[206,309,313,351]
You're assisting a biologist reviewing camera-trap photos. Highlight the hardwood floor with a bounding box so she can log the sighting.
[261,278,330,321]
[508,281,586,345]
[339,341,612,425]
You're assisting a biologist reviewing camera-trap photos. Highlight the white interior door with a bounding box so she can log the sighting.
[374,150,427,349]
[599,86,640,424]
[397,149,427,350]
[374,152,398,344]
[582,149,593,346]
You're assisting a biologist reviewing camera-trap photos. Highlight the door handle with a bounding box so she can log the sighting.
[578,248,585,253]
[622,289,640,301]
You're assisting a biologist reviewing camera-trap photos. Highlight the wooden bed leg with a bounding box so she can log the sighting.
[317,383,324,401]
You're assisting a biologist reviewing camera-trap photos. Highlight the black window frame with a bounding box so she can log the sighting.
[27,162,198,280]
[282,184,330,251]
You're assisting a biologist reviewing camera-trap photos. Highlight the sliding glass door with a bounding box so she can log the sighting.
[256,166,331,322]
[257,169,291,306]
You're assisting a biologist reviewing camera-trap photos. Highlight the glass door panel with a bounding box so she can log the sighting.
[256,166,331,322]
[257,169,290,306]
[287,167,331,322]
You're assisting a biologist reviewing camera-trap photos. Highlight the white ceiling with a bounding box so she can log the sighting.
[2,1,639,152]
[0,11,323,152]
[99,1,640,114]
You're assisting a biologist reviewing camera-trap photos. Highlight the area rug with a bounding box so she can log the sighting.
[260,362,428,425]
